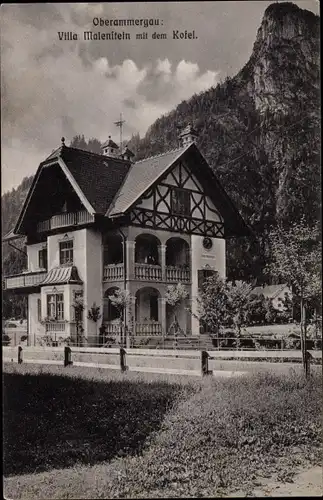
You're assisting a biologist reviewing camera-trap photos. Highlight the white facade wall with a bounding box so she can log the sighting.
[83,229,103,341]
[47,230,87,279]
[27,242,47,272]
[28,293,45,345]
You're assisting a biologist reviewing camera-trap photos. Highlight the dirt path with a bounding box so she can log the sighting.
[227,466,322,497]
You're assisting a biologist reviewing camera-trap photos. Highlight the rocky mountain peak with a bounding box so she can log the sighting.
[245,2,320,116]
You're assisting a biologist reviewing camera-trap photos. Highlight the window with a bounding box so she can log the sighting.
[38,248,48,269]
[37,299,41,322]
[171,188,190,216]
[47,293,64,320]
[59,240,73,265]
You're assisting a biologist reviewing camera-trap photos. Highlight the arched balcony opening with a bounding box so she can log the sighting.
[135,287,162,336]
[135,234,162,281]
[165,237,190,282]
[103,234,124,281]
[135,234,160,264]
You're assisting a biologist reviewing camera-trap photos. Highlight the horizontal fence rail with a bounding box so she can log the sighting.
[3,332,322,351]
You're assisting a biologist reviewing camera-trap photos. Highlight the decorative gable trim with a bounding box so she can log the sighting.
[14,160,57,234]
[14,158,95,235]
[107,144,191,217]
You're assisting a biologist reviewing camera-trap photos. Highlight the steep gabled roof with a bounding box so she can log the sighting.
[102,138,119,149]
[10,140,250,238]
[59,147,130,214]
[107,145,190,216]
[13,146,132,234]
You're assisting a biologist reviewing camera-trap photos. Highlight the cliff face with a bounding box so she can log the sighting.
[247,2,319,116]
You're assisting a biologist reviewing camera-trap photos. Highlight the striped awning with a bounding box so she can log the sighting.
[40,266,83,286]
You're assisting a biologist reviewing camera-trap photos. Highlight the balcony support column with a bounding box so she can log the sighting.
[158,244,167,281]
[125,240,136,281]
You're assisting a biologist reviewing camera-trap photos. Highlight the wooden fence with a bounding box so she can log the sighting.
[3,346,321,377]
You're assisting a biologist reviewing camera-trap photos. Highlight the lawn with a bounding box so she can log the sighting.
[3,363,322,499]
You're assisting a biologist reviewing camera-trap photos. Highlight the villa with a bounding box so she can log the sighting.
[3,125,249,345]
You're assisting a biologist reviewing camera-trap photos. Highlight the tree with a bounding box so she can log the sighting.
[70,135,102,154]
[195,274,229,336]
[266,218,321,371]
[108,289,132,346]
[225,281,254,341]
[72,295,85,346]
[87,302,102,344]
[165,283,189,336]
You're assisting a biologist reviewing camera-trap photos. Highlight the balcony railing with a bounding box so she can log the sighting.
[103,264,124,281]
[135,263,162,281]
[135,322,162,336]
[37,210,95,233]
[3,271,47,290]
[166,266,190,282]
[103,322,122,336]
[102,263,190,283]
[45,321,66,333]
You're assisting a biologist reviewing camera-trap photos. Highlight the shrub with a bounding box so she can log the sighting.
[2,333,11,346]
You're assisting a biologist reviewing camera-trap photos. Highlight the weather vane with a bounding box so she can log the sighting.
[114,113,125,151]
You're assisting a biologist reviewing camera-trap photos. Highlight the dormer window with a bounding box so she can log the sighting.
[171,188,190,216]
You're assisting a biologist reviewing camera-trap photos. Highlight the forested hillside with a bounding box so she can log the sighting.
[2,2,320,309]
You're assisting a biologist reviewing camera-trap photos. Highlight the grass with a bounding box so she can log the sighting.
[3,363,322,499]
[3,364,197,476]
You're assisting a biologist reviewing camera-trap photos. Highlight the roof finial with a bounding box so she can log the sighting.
[61,137,65,146]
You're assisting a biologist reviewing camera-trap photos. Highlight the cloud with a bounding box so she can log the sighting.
[1,4,221,192]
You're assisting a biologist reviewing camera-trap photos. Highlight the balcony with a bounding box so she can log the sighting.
[103,264,124,281]
[166,266,190,283]
[45,321,66,333]
[37,210,95,233]
[135,263,162,281]
[135,322,162,336]
[3,271,47,290]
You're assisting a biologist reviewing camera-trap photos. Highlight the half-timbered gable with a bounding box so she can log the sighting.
[130,157,225,238]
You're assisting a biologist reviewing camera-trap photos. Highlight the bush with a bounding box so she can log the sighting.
[2,333,11,346]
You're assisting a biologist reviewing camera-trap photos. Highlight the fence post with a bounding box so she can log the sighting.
[18,346,23,364]
[120,348,127,372]
[305,350,312,379]
[201,350,209,376]
[64,346,72,367]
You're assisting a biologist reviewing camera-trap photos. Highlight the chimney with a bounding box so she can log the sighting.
[178,123,198,147]
[101,136,119,157]
[120,145,135,162]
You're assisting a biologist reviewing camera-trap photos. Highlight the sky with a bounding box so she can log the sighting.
[1,1,319,194]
